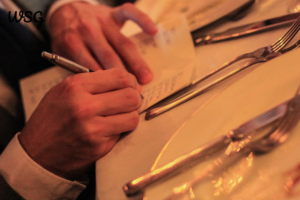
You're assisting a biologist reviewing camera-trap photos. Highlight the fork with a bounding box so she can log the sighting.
[164,86,300,200]
[145,16,300,120]
[124,99,289,196]
[194,15,300,84]
[146,38,300,120]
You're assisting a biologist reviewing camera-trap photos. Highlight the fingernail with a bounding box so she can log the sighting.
[149,23,158,34]
[138,68,153,84]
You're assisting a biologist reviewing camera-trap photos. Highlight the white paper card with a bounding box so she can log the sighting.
[135,16,195,111]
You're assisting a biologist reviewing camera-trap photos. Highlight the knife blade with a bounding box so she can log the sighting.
[193,12,300,46]
[124,100,289,196]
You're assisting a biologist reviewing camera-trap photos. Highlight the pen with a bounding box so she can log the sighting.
[41,51,145,102]
[41,51,93,73]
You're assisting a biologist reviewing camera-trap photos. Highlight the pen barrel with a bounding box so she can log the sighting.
[54,57,90,73]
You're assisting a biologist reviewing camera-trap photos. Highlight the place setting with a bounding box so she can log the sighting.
[125,40,300,200]
[96,0,300,199]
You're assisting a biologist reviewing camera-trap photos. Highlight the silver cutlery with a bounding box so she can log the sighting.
[164,85,300,200]
[146,17,300,120]
[123,98,290,196]
[193,13,300,46]
[189,0,255,32]
[193,14,300,86]
[288,0,300,14]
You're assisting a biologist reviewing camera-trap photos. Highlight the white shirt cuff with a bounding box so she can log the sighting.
[0,133,86,200]
[46,0,99,29]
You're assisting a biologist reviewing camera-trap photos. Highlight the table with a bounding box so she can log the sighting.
[95,0,299,199]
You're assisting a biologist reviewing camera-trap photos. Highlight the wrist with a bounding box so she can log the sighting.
[48,2,79,38]
[19,127,89,181]
[46,0,99,31]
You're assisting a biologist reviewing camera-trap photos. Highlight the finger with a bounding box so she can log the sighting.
[93,87,142,115]
[68,68,141,94]
[69,46,103,72]
[80,26,127,71]
[113,3,158,35]
[52,33,102,71]
[103,27,154,84]
[97,111,140,136]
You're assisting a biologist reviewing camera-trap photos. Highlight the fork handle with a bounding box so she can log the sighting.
[190,47,266,86]
[123,135,231,196]
[221,47,265,69]
[164,148,249,200]
[146,59,260,120]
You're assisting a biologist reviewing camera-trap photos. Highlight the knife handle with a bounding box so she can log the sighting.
[194,24,254,46]
[123,135,231,196]
[193,15,297,46]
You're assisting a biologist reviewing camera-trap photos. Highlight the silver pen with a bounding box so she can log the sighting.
[41,51,93,73]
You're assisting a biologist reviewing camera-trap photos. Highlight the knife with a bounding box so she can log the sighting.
[123,99,289,196]
[193,12,300,46]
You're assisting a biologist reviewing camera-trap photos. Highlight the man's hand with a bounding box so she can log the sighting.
[19,69,142,180]
[48,2,157,85]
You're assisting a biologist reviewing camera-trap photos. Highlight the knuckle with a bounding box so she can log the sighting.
[67,103,84,122]
[79,18,96,36]
[80,131,97,145]
[124,87,140,106]
[61,31,77,52]
[111,68,131,87]
[80,119,105,143]
[75,120,104,146]
[75,103,94,118]
[121,3,133,12]
[118,38,134,49]
[100,51,116,66]
[62,75,83,94]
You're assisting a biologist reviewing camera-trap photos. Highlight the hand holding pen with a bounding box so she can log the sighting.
[19,52,142,180]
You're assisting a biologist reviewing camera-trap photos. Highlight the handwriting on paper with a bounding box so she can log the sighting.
[140,71,185,111]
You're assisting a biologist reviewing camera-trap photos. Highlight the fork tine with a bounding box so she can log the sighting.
[280,39,300,53]
[267,86,300,144]
[272,18,300,45]
[271,18,300,51]
[272,26,300,52]
[269,113,296,142]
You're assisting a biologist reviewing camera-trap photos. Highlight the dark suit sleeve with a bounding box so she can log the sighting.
[0,174,25,200]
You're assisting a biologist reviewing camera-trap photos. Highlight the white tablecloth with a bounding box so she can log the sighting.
[95,0,298,199]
